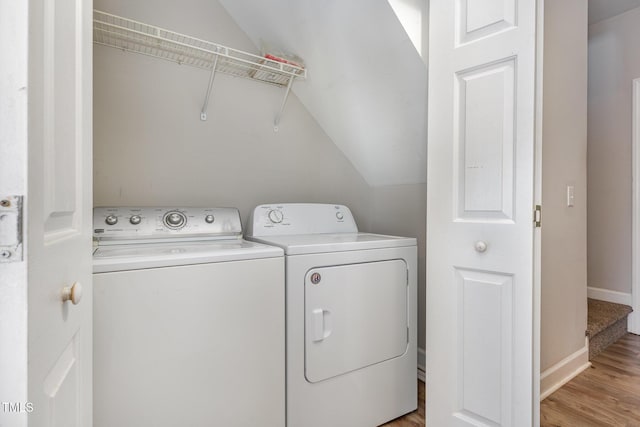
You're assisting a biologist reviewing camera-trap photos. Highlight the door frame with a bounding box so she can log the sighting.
[533,0,545,420]
[630,77,640,334]
[0,1,29,425]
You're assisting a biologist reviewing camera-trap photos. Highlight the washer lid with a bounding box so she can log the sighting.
[248,232,416,255]
[92,240,283,273]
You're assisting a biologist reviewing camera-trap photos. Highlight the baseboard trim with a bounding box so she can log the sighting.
[632,77,640,335]
[587,286,632,306]
[540,337,590,401]
[417,347,425,381]
[629,310,640,335]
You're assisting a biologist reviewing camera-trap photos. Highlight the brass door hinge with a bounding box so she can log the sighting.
[534,205,542,228]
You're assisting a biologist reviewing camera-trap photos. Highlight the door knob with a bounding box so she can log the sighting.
[474,241,488,253]
[62,282,82,305]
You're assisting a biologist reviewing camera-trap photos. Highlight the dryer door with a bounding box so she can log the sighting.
[304,259,408,383]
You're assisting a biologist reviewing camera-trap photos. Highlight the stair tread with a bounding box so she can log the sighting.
[587,298,633,338]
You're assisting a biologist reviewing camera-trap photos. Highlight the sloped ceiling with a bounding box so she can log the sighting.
[589,0,640,25]
[219,0,428,186]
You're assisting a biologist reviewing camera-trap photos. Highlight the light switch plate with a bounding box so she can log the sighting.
[567,186,575,207]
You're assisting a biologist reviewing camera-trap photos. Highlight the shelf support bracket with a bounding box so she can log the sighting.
[200,52,220,121]
[273,76,295,132]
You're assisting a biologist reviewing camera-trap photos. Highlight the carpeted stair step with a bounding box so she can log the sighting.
[587,298,633,359]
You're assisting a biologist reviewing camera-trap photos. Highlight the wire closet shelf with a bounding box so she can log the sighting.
[93,10,307,126]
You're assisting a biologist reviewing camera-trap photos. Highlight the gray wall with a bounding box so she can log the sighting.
[370,182,427,362]
[588,7,640,295]
[93,0,427,350]
[541,0,589,371]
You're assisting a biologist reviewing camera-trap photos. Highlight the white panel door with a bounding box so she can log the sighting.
[427,0,538,425]
[27,0,93,426]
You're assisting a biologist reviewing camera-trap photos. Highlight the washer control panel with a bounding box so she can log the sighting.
[246,203,358,237]
[93,207,242,243]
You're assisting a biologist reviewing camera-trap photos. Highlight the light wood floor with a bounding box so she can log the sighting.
[380,334,639,426]
[382,380,425,426]
[541,333,640,426]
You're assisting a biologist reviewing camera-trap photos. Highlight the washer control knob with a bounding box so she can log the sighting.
[164,211,186,229]
[130,215,142,225]
[205,214,215,224]
[167,213,183,225]
[268,209,284,224]
[336,212,344,220]
[105,215,118,225]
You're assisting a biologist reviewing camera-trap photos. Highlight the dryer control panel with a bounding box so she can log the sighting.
[246,203,358,237]
[93,207,243,244]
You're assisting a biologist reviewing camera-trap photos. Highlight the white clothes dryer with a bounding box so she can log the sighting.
[92,207,284,427]
[246,203,417,427]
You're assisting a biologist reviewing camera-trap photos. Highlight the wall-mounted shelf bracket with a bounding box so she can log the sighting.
[201,50,221,121]
[274,76,295,132]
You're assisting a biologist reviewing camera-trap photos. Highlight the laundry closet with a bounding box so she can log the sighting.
[93,0,428,352]
[8,0,636,425]
[92,0,427,426]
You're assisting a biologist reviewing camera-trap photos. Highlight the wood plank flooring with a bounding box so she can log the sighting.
[381,380,425,426]
[380,334,639,426]
[541,333,640,427]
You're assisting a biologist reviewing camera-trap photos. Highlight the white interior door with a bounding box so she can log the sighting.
[26,0,93,426]
[426,1,538,426]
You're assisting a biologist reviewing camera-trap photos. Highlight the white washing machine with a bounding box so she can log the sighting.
[92,207,285,427]
[246,203,417,427]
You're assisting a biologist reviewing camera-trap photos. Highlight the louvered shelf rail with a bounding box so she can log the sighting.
[93,10,307,129]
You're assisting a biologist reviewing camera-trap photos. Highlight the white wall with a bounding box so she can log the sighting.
[93,0,373,223]
[541,0,588,372]
[388,0,428,56]
[370,183,427,359]
[588,7,640,295]
[217,0,428,187]
[93,0,427,349]
[372,0,428,359]
[94,47,373,224]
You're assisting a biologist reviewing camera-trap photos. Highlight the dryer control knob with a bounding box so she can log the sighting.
[268,209,284,224]
[130,215,142,225]
[105,215,118,226]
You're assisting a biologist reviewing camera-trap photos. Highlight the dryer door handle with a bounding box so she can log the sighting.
[312,309,332,342]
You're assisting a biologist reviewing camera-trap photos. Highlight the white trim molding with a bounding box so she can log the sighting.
[540,337,590,401]
[631,78,640,335]
[587,286,633,306]
[417,347,425,381]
